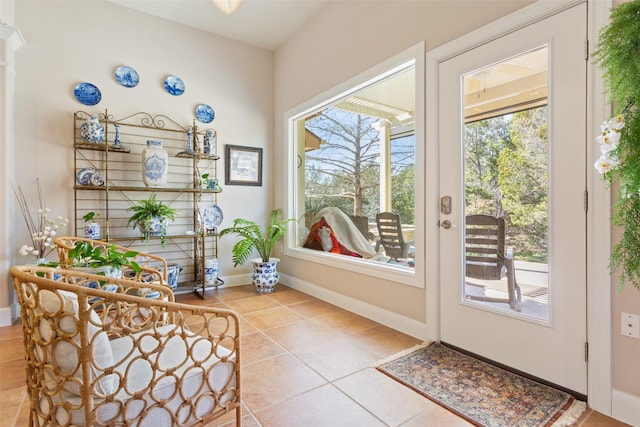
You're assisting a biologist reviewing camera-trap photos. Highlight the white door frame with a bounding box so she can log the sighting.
[425,0,612,415]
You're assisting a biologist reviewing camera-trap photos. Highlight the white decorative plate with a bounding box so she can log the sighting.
[90,170,105,186]
[76,167,97,185]
[201,204,223,231]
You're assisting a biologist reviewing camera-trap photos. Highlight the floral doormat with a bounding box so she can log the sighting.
[376,343,585,427]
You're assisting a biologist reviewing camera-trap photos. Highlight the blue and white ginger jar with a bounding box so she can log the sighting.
[80,116,105,143]
[84,222,101,240]
[203,130,217,155]
[165,264,183,290]
[204,258,219,285]
[142,140,168,187]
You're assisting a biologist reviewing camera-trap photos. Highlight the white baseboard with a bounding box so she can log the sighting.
[218,273,251,288]
[612,389,640,427]
[0,305,13,327]
[280,273,428,340]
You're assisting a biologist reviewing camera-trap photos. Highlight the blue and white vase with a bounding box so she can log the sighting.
[80,116,105,143]
[165,264,183,290]
[204,257,219,285]
[185,126,196,154]
[142,140,168,187]
[113,124,121,146]
[251,258,279,293]
[84,222,101,240]
[203,130,216,155]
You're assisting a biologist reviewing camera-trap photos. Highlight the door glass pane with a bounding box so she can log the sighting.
[462,47,549,321]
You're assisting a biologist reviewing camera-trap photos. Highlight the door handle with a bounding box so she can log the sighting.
[439,219,452,229]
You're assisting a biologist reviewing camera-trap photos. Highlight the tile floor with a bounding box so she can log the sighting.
[0,283,631,426]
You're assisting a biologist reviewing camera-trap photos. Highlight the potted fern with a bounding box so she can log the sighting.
[219,208,296,293]
[127,193,177,247]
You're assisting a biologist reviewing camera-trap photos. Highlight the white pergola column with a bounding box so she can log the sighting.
[0,23,25,326]
[296,120,306,221]
[378,120,391,212]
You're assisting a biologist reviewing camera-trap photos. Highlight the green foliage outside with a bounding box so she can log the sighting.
[392,166,415,224]
[465,107,549,263]
[304,108,415,230]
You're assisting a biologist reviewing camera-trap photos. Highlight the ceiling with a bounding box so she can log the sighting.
[464,47,548,122]
[109,0,546,122]
[108,0,329,50]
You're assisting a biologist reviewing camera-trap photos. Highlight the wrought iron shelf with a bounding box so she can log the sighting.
[74,143,131,153]
[73,109,221,299]
[74,185,221,194]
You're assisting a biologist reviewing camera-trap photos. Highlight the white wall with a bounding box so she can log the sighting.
[2,0,273,319]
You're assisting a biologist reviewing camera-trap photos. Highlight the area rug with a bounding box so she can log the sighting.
[376,343,585,427]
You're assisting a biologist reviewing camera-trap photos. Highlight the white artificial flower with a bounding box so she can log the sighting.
[598,130,621,153]
[596,115,625,175]
[14,180,69,260]
[608,114,625,130]
[595,152,618,174]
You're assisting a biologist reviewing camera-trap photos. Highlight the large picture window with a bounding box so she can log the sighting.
[284,44,425,285]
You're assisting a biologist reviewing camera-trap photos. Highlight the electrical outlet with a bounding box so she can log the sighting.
[621,312,640,339]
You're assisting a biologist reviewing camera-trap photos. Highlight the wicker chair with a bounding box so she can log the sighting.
[11,265,241,426]
[54,236,169,286]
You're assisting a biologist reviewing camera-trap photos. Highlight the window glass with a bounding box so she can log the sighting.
[289,61,417,272]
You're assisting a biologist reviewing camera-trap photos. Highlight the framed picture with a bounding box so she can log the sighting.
[225,145,263,186]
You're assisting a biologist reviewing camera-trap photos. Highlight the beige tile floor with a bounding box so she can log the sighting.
[0,283,631,426]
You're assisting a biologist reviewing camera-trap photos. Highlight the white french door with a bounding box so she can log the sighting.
[438,3,587,394]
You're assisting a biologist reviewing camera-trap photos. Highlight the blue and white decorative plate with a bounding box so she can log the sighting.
[90,170,105,186]
[76,167,97,185]
[201,204,223,231]
[164,75,185,96]
[74,82,102,106]
[195,104,215,123]
[115,65,139,88]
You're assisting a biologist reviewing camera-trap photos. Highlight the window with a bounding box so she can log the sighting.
[284,44,425,286]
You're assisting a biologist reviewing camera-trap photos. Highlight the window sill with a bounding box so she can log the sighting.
[283,246,420,288]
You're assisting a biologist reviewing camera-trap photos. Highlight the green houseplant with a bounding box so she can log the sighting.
[593,0,640,292]
[127,193,177,247]
[219,208,296,293]
[66,240,141,278]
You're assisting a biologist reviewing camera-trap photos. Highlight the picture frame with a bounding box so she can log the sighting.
[225,144,263,186]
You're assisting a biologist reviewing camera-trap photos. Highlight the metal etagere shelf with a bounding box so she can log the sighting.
[73,109,223,298]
